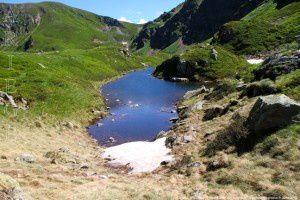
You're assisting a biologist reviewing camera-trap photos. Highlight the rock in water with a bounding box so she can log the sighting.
[246,94,300,134]
[0,172,27,200]
[108,137,116,143]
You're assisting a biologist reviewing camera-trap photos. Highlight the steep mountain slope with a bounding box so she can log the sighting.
[213,0,300,55]
[131,0,264,50]
[0,2,141,52]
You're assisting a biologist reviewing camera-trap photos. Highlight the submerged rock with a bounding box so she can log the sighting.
[97,123,104,127]
[108,137,116,143]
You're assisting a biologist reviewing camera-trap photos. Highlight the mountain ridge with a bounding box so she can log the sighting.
[131,0,265,50]
[0,1,141,52]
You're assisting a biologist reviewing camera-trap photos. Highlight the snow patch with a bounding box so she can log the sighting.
[102,138,174,173]
[247,59,264,64]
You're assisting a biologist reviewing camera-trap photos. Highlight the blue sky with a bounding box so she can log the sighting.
[1,0,184,24]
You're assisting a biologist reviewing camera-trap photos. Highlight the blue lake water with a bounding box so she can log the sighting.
[88,67,199,146]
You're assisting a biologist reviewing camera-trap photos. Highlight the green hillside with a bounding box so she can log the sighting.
[0,2,168,120]
[213,0,300,55]
[0,2,141,52]
[0,43,167,120]
[154,44,251,81]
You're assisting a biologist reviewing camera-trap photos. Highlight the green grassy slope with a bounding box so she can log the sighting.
[0,44,168,120]
[0,2,166,121]
[0,2,141,52]
[214,0,300,55]
[154,44,251,81]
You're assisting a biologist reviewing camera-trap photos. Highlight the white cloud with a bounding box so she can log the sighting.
[138,19,148,24]
[118,17,132,23]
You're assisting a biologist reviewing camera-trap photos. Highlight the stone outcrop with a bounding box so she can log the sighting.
[202,100,240,121]
[0,91,28,110]
[183,86,209,100]
[254,51,300,81]
[45,148,80,165]
[0,91,17,108]
[15,154,36,164]
[240,79,279,98]
[203,105,225,121]
[0,172,27,200]
[153,56,197,81]
[246,94,300,134]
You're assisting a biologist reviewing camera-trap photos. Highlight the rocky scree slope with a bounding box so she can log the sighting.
[131,0,264,50]
[0,2,140,52]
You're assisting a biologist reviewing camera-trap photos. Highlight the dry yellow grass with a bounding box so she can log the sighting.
[0,119,194,199]
[1,86,299,199]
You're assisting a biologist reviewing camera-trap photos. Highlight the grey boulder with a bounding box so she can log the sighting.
[183,86,209,100]
[15,154,36,164]
[246,94,300,134]
[0,172,27,200]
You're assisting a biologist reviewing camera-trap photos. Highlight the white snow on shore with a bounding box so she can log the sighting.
[247,59,264,64]
[102,138,174,173]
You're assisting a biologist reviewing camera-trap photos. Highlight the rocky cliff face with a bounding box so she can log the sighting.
[0,3,41,47]
[132,0,264,50]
